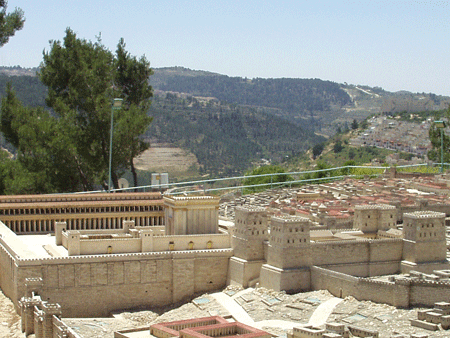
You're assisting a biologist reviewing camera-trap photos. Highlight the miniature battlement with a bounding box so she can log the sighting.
[354,204,395,210]
[19,297,41,307]
[404,211,446,219]
[25,277,43,286]
[165,195,217,201]
[312,238,403,246]
[42,302,62,315]
[410,279,450,287]
[235,206,266,213]
[16,247,234,264]
[394,277,411,286]
[271,215,310,223]
[347,325,379,338]
[359,278,394,287]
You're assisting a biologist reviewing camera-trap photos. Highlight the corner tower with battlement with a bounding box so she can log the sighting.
[228,206,268,288]
[259,215,312,292]
[402,211,447,273]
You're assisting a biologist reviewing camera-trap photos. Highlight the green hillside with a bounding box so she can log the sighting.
[146,94,324,176]
[151,67,352,129]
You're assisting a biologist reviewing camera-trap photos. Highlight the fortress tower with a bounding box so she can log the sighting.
[354,204,397,234]
[232,206,268,261]
[228,206,268,287]
[259,215,312,292]
[402,211,447,272]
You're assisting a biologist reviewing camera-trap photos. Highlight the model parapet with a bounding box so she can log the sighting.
[55,220,230,256]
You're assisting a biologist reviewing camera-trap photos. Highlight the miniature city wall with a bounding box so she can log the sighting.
[311,266,450,308]
[0,222,232,317]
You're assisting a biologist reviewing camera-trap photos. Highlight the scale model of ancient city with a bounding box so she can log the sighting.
[3,169,450,337]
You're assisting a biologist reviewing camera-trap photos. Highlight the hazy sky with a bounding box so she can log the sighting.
[1,0,450,95]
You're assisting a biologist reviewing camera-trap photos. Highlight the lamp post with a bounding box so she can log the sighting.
[434,120,446,173]
[108,98,123,192]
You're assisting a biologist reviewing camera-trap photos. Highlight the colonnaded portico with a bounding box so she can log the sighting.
[0,192,165,233]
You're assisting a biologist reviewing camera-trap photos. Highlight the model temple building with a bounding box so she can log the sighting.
[1,177,450,325]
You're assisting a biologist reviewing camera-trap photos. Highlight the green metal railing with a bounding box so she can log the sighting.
[84,162,448,196]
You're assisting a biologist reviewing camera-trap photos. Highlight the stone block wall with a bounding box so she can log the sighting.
[311,266,359,299]
[1,246,232,317]
[410,281,450,307]
[227,257,264,288]
[0,236,16,300]
[311,266,408,307]
[311,239,403,277]
[312,241,369,267]
[260,264,310,293]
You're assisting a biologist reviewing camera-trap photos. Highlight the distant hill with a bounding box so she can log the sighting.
[145,93,324,176]
[0,72,47,107]
[151,67,352,132]
[1,65,449,176]
[151,67,450,135]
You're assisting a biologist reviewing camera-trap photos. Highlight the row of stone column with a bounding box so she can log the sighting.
[6,215,165,234]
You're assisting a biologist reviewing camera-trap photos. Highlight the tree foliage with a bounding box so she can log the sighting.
[0,0,24,47]
[242,165,291,193]
[0,29,153,193]
[312,143,324,159]
[333,140,343,153]
[428,107,450,165]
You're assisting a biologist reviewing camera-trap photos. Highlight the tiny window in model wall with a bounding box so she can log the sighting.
[169,241,175,251]
[188,241,194,250]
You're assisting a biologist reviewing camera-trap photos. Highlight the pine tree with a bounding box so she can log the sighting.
[0,0,25,47]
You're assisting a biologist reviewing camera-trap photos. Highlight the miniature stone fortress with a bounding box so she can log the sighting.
[0,186,450,322]
[229,204,450,308]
